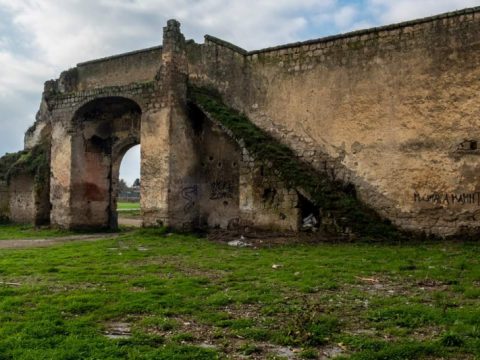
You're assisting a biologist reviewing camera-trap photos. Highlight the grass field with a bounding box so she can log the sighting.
[0,224,74,240]
[118,202,140,211]
[0,226,478,359]
[118,202,141,218]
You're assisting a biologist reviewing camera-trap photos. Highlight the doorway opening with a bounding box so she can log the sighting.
[116,144,141,228]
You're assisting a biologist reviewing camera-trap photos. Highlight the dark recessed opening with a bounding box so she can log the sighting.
[297,192,320,231]
[186,102,205,135]
[262,188,277,204]
[457,140,478,152]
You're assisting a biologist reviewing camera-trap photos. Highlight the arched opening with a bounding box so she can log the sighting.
[116,145,141,227]
[70,97,141,229]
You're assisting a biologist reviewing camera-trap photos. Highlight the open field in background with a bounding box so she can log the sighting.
[118,202,141,211]
[118,202,141,220]
[0,225,478,359]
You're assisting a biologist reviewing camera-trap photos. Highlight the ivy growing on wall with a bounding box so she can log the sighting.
[188,86,404,241]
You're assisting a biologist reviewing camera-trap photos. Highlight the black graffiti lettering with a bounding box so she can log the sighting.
[443,194,450,204]
[181,185,198,212]
[415,191,480,206]
[414,192,421,202]
[210,181,234,200]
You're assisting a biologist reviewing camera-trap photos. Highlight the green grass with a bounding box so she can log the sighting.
[0,224,74,240]
[118,202,140,211]
[117,202,141,218]
[0,226,478,359]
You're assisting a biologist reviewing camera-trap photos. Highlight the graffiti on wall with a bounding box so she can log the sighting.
[210,181,234,200]
[414,192,480,206]
[181,185,198,212]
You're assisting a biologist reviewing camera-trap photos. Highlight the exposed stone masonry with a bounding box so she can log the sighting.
[1,6,480,237]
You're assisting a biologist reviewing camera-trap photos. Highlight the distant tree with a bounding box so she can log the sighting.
[119,179,129,193]
[133,178,140,187]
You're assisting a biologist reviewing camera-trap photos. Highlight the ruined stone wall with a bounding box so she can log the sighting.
[183,109,242,229]
[0,181,9,220]
[75,47,162,91]
[8,174,35,224]
[14,8,480,235]
[188,8,480,236]
[47,84,155,228]
[186,37,249,110]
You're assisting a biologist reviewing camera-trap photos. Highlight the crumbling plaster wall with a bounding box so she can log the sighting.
[8,174,36,224]
[46,85,154,228]
[187,8,480,236]
[75,47,163,91]
[0,181,9,220]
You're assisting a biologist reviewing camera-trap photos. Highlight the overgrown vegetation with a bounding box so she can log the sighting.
[5,142,50,185]
[0,151,24,183]
[0,227,478,359]
[188,86,404,241]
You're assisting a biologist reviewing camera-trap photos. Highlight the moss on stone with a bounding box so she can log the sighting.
[5,143,50,185]
[188,86,405,241]
[0,151,24,183]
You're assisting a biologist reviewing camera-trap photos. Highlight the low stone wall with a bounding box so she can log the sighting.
[8,174,35,224]
[76,46,163,91]
[0,181,9,221]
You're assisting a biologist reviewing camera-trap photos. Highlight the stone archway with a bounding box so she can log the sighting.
[70,97,141,229]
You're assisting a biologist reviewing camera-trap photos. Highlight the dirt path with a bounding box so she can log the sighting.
[118,218,142,227]
[0,233,119,249]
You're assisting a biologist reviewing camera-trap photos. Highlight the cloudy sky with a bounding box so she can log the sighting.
[1,0,479,185]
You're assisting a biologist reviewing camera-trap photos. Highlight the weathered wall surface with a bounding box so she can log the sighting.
[12,7,480,236]
[187,8,480,236]
[8,174,35,224]
[75,47,162,91]
[0,181,9,220]
[47,84,155,229]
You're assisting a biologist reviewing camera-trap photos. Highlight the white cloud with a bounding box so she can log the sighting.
[368,0,480,24]
[333,5,358,29]
[0,51,54,96]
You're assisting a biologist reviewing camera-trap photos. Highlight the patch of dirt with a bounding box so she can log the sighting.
[207,229,341,248]
[128,257,226,281]
[142,313,345,359]
[223,304,263,320]
[104,321,132,339]
[415,279,450,291]
[118,216,142,227]
[0,233,119,249]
